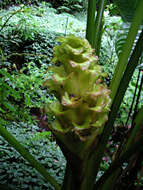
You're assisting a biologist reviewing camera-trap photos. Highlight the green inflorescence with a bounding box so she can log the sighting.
[44,35,111,139]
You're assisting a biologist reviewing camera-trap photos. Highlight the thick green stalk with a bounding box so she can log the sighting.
[86,0,97,47]
[61,151,99,190]
[61,163,73,190]
[80,148,102,190]
[0,125,61,190]
[110,0,143,101]
[95,18,104,56]
[51,130,85,158]
[57,132,99,190]
[91,28,143,183]
[94,0,106,55]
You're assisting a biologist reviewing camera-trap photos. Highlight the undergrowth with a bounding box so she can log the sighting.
[0,122,66,190]
[0,2,142,189]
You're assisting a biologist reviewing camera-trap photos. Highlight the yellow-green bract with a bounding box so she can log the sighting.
[44,35,111,139]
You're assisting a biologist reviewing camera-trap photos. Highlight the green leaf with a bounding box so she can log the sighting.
[0,117,7,125]
[115,31,128,57]
[4,83,20,99]
[2,102,16,112]
[0,107,5,113]
[114,0,139,22]
[0,69,14,81]
[51,120,67,132]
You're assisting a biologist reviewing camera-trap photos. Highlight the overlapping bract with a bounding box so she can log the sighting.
[44,35,111,138]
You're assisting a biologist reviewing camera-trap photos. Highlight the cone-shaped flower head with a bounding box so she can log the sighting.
[44,35,111,139]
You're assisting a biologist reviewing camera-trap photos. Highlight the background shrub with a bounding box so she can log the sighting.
[0,122,66,190]
[0,0,87,12]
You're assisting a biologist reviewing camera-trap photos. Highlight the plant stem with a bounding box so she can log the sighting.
[125,69,141,125]
[62,163,73,190]
[132,74,143,119]
[94,0,106,55]
[86,0,97,48]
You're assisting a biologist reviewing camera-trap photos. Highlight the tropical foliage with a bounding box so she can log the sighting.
[0,0,143,190]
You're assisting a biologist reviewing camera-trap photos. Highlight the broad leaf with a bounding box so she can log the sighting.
[114,0,139,22]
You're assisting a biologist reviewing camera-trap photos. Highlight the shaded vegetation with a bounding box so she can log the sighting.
[0,122,65,190]
[0,0,143,190]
